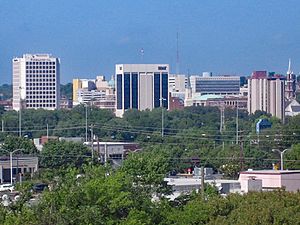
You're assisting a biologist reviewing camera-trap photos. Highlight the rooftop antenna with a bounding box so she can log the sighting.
[176,31,179,75]
[287,58,292,75]
[140,48,144,62]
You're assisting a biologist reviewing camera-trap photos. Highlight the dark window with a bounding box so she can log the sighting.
[124,73,130,109]
[117,74,123,109]
[154,73,160,108]
[162,73,168,108]
[131,73,138,109]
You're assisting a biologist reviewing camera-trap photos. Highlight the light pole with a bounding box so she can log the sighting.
[160,98,167,138]
[0,148,23,185]
[19,86,22,137]
[272,148,291,170]
[236,100,239,145]
[84,104,88,142]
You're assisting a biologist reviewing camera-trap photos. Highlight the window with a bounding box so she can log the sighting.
[117,74,123,109]
[124,73,130,109]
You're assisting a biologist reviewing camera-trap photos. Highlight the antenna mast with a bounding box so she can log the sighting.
[176,32,179,75]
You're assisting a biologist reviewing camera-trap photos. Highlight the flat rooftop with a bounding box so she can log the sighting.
[240,170,300,175]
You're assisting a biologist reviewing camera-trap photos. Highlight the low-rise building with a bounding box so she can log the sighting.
[239,170,300,192]
[0,156,38,183]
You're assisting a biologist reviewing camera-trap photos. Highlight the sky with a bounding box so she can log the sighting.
[1,0,300,84]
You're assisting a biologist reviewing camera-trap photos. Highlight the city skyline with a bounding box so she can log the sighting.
[1,0,300,84]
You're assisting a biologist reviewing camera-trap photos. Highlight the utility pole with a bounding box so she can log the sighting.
[104,142,107,166]
[236,100,239,145]
[201,166,205,198]
[1,120,3,132]
[220,106,225,133]
[239,131,244,171]
[160,98,166,138]
[90,124,94,160]
[46,123,49,138]
[85,104,88,142]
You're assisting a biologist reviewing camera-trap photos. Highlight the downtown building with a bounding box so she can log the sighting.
[115,64,169,117]
[189,72,241,96]
[247,71,285,122]
[12,54,60,110]
[73,76,115,110]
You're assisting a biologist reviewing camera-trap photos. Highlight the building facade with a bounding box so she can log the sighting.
[190,74,240,96]
[73,76,115,110]
[115,64,169,117]
[13,54,60,110]
[248,71,285,121]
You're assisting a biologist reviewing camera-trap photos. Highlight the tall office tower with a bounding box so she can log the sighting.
[285,59,296,99]
[115,64,169,117]
[248,71,285,122]
[190,73,240,96]
[13,54,60,110]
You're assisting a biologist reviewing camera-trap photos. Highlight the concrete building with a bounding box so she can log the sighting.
[115,64,169,117]
[239,170,300,193]
[248,71,285,121]
[12,54,60,110]
[73,76,115,110]
[190,73,240,96]
[185,93,247,110]
[0,156,38,183]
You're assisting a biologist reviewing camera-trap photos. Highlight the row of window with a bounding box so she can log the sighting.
[26,87,56,91]
[26,95,56,99]
[26,61,55,65]
[26,70,56,74]
[27,104,56,108]
[26,74,56,78]
[26,79,56,82]
[26,99,56,103]
[26,91,56,95]
[27,83,56,87]
[26,66,55,69]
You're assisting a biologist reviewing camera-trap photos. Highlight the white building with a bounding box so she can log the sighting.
[13,54,60,110]
[248,71,285,121]
[115,64,169,117]
[239,170,300,193]
[189,73,240,96]
[73,76,115,110]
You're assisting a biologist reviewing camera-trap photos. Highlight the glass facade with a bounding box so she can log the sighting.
[162,73,168,108]
[124,73,130,109]
[117,74,122,109]
[154,73,160,108]
[131,73,138,109]
[195,78,240,95]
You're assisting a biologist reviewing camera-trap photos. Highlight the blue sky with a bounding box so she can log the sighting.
[0,0,300,84]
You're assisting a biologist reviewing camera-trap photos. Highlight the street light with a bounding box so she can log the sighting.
[160,98,167,138]
[272,148,291,170]
[83,103,88,142]
[0,148,23,185]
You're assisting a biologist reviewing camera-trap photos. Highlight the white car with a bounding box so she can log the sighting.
[0,184,14,192]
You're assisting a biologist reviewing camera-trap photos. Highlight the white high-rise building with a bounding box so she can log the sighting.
[12,54,60,110]
[248,71,285,122]
[115,64,169,117]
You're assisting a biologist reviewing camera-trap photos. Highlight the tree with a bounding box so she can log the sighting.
[39,140,91,168]
[0,136,37,155]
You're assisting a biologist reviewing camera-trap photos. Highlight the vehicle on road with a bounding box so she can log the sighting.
[0,184,14,192]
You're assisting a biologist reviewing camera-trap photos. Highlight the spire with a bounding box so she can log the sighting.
[287,58,293,75]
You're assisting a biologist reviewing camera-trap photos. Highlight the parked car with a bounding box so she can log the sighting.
[0,184,14,192]
[32,183,48,193]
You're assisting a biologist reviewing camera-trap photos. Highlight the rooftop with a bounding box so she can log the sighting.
[240,170,300,175]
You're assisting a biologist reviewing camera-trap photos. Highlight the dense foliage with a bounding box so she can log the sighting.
[0,163,300,225]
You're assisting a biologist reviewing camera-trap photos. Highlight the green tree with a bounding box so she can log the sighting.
[39,140,91,168]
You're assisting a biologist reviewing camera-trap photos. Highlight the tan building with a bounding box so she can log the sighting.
[248,71,285,121]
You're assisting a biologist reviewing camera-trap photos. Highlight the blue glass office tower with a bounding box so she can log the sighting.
[115,64,169,117]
